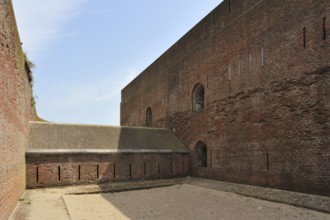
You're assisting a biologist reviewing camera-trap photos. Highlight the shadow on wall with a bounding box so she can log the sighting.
[26,123,190,188]
[99,127,189,182]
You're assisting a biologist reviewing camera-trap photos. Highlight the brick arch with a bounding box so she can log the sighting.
[146,106,152,127]
[192,83,205,112]
[195,141,207,167]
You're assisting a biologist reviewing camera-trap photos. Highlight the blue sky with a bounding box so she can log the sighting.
[12,0,222,125]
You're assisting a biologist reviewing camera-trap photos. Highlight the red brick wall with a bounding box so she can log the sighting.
[26,153,189,188]
[0,1,32,219]
[121,0,330,196]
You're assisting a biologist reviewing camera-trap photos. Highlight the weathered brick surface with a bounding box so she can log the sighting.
[26,153,189,188]
[0,1,32,219]
[121,0,330,196]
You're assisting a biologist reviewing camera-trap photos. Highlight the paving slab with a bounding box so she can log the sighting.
[9,190,70,220]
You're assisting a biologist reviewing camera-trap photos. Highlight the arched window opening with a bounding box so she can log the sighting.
[196,141,207,167]
[146,107,152,127]
[192,83,205,112]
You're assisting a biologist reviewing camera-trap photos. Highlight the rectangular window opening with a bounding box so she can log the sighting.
[58,166,61,182]
[36,166,39,184]
[323,17,327,40]
[78,165,81,181]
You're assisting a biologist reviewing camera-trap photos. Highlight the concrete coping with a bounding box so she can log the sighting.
[26,149,190,156]
[28,122,189,152]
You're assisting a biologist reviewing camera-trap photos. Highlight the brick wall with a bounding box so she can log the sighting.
[26,153,189,188]
[0,1,32,219]
[121,0,330,196]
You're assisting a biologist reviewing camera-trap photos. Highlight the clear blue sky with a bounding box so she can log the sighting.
[12,0,222,125]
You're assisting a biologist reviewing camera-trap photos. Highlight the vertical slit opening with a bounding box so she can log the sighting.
[261,48,264,66]
[36,166,39,184]
[303,27,306,48]
[182,161,185,174]
[323,17,327,40]
[144,163,146,176]
[58,166,61,182]
[210,150,212,168]
[266,152,270,171]
[207,76,209,88]
[229,0,231,13]
[96,165,99,179]
[129,164,132,178]
[158,163,160,177]
[170,162,173,174]
[114,164,116,178]
[78,165,81,180]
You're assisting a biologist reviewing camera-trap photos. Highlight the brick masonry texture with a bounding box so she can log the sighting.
[0,1,33,219]
[121,0,330,196]
[26,153,189,188]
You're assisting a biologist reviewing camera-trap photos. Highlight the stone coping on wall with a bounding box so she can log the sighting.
[26,149,189,156]
[28,122,188,152]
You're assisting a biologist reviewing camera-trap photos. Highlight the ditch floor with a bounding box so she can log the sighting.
[10,177,330,220]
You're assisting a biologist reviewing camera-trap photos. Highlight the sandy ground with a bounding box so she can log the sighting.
[12,183,330,220]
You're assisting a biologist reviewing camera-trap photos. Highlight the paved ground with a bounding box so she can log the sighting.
[10,178,330,220]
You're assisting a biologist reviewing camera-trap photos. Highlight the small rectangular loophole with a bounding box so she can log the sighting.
[58,166,61,182]
[129,164,132,178]
[229,0,231,13]
[266,152,270,171]
[144,163,146,176]
[114,164,116,178]
[78,165,81,180]
[303,27,306,48]
[36,166,39,183]
[323,17,327,40]
[157,163,160,177]
[96,165,99,179]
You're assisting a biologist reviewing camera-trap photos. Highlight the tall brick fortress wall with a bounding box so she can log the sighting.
[121,0,330,196]
[0,1,33,219]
